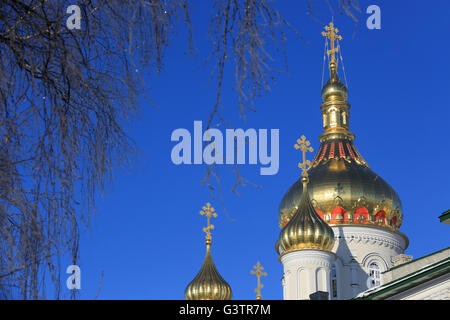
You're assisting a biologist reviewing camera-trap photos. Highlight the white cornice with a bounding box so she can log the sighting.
[281,249,336,267]
[331,225,408,252]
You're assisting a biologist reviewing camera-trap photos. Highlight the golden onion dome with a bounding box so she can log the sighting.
[321,70,348,102]
[278,177,335,254]
[184,240,232,300]
[279,22,404,233]
[278,152,403,231]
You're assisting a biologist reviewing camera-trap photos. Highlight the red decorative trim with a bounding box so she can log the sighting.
[331,206,346,223]
[346,142,356,159]
[316,209,324,220]
[328,142,335,159]
[319,144,328,160]
[354,207,369,224]
[338,142,345,158]
[375,210,386,224]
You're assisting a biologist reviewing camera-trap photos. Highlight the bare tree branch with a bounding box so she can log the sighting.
[0,0,360,299]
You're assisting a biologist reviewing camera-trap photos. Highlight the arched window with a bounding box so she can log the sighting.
[330,110,337,125]
[368,262,381,288]
[341,111,347,125]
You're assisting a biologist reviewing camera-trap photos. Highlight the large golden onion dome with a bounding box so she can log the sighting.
[278,155,403,230]
[185,203,232,300]
[184,239,232,300]
[278,176,335,254]
[278,23,403,232]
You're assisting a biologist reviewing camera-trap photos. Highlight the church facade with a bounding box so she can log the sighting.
[184,22,450,301]
[276,21,409,300]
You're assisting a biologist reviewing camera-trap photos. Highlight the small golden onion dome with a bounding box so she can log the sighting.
[278,178,335,254]
[184,240,232,300]
[321,70,348,102]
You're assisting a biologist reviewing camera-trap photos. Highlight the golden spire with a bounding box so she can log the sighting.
[319,22,353,142]
[184,203,232,300]
[277,22,405,233]
[250,261,267,300]
[277,136,335,254]
[322,22,342,72]
[294,135,314,181]
[200,202,217,244]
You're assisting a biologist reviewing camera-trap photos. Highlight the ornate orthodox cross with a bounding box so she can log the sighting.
[321,22,342,64]
[294,135,314,177]
[250,261,267,300]
[200,202,217,242]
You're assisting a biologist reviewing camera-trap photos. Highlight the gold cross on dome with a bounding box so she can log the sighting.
[200,202,217,242]
[294,135,314,177]
[250,261,267,300]
[322,22,342,64]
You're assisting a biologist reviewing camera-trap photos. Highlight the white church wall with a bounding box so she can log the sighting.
[280,250,335,300]
[330,225,408,299]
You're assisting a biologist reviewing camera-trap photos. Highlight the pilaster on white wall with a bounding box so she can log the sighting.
[350,259,360,297]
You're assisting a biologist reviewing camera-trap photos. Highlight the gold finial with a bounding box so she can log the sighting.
[250,261,267,300]
[294,135,314,179]
[321,22,342,69]
[200,202,217,244]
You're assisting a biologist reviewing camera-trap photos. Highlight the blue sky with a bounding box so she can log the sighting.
[72,1,449,299]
